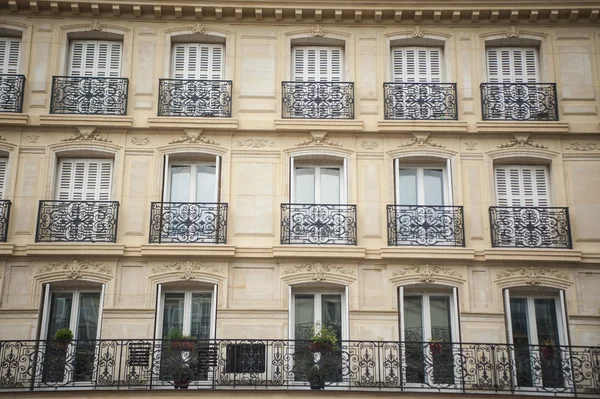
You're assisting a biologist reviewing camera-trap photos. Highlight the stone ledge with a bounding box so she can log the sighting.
[484,248,581,262]
[476,121,570,134]
[0,243,14,255]
[0,113,28,126]
[39,114,133,127]
[273,245,366,259]
[148,117,239,130]
[274,119,364,132]
[377,120,468,133]
[140,244,235,257]
[380,247,476,260]
[26,243,125,256]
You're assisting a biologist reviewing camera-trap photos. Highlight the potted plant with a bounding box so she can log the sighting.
[307,365,325,390]
[540,338,555,359]
[166,329,195,351]
[172,364,194,389]
[309,323,338,353]
[428,338,443,355]
[54,328,73,351]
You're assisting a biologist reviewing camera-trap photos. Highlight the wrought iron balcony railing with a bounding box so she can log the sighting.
[35,200,119,243]
[384,82,458,120]
[149,202,228,244]
[480,83,558,121]
[0,74,25,113]
[0,338,597,395]
[281,203,357,245]
[387,205,465,247]
[0,200,11,242]
[489,206,572,249]
[50,76,129,115]
[282,81,354,119]
[157,79,232,117]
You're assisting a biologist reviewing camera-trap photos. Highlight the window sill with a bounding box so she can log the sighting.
[39,114,133,127]
[378,120,468,133]
[273,245,366,259]
[380,246,475,260]
[476,121,569,134]
[148,117,238,129]
[141,243,235,257]
[484,248,581,262]
[26,243,125,256]
[274,119,364,131]
[0,113,28,126]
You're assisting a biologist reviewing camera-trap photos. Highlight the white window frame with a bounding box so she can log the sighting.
[394,161,452,206]
[391,46,443,83]
[0,37,21,74]
[292,46,344,82]
[170,43,224,80]
[290,157,348,205]
[68,39,123,77]
[289,288,348,341]
[162,155,220,203]
[494,165,551,207]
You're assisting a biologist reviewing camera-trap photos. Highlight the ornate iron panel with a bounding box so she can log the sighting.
[480,83,558,121]
[149,202,228,244]
[489,206,572,249]
[0,200,11,242]
[384,82,458,120]
[157,79,232,117]
[35,200,119,243]
[50,76,129,115]
[0,339,598,394]
[281,203,357,245]
[0,74,25,113]
[387,205,465,247]
[282,81,354,119]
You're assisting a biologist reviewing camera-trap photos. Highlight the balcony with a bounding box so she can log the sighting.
[157,79,232,117]
[0,338,597,394]
[50,76,128,115]
[282,81,354,119]
[281,203,356,245]
[387,205,465,247]
[384,82,457,120]
[480,83,558,121]
[489,207,572,249]
[35,201,119,243]
[0,200,10,242]
[149,202,228,244]
[0,74,25,113]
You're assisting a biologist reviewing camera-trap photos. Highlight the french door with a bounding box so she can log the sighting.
[166,163,217,203]
[294,166,342,205]
[395,166,448,206]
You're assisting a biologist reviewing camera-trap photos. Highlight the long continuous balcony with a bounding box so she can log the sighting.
[0,74,25,113]
[281,203,357,245]
[0,200,11,242]
[387,205,465,247]
[480,83,558,121]
[50,76,129,115]
[489,206,572,249]
[0,339,597,395]
[149,202,228,244]
[281,81,354,119]
[384,82,458,120]
[35,200,119,243]
[157,79,232,117]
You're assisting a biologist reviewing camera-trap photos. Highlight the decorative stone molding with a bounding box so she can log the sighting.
[37,260,112,280]
[312,24,325,37]
[89,20,102,31]
[169,129,219,145]
[360,141,378,150]
[566,142,600,151]
[506,26,520,38]
[393,264,462,283]
[152,261,224,280]
[498,134,547,149]
[464,142,477,151]
[27,135,40,143]
[282,262,354,282]
[192,23,205,33]
[399,133,445,149]
[412,26,424,38]
[62,127,111,143]
[496,267,570,285]
[237,139,275,148]
[0,136,6,141]
[296,131,342,147]
[131,137,150,146]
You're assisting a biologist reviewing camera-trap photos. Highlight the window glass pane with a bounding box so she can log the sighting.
[162,293,185,338]
[398,169,417,205]
[403,296,423,342]
[77,293,100,341]
[295,168,315,204]
[294,294,314,339]
[510,298,530,345]
[429,296,451,342]
[423,169,444,205]
[196,165,216,203]
[190,293,212,339]
[320,168,341,204]
[321,294,342,339]
[170,166,191,202]
[47,293,73,339]
[534,298,559,345]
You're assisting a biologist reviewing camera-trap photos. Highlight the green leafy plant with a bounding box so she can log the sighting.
[309,323,338,352]
[166,329,195,351]
[54,328,73,351]
[172,364,194,389]
[307,365,325,390]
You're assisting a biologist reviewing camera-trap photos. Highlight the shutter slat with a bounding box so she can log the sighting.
[70,40,122,77]
[0,158,8,200]
[495,165,550,207]
[391,47,442,83]
[292,46,343,82]
[0,38,21,74]
[486,47,539,83]
[57,159,113,201]
[171,43,223,80]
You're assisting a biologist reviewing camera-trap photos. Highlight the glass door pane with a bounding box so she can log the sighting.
[196,165,216,203]
[510,298,533,387]
[74,293,100,382]
[47,293,73,339]
[321,294,342,382]
[423,169,444,205]
[43,293,73,383]
[294,294,315,381]
[162,293,185,338]
[320,168,340,204]
[190,293,212,339]
[295,168,315,204]
[534,299,563,388]
[429,296,453,385]
[170,166,191,202]
[398,169,417,205]
[404,296,424,383]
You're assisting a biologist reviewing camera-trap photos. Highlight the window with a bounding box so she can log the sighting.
[486,47,538,83]
[163,154,220,203]
[494,165,550,207]
[0,37,20,74]
[391,47,442,83]
[292,46,343,82]
[171,43,223,80]
[394,161,452,206]
[290,157,347,205]
[56,158,113,201]
[0,157,7,199]
[69,40,122,77]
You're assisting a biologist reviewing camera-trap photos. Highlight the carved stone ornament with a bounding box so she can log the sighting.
[37,260,112,280]
[393,264,462,283]
[312,24,325,37]
[28,135,40,143]
[170,129,219,145]
[566,142,600,151]
[506,26,520,38]
[89,20,102,31]
[498,135,547,149]
[0,136,6,141]
[152,261,224,280]
[296,131,342,147]
[282,262,354,282]
[464,142,477,151]
[62,127,111,143]
[361,141,379,150]
[496,267,570,285]
[192,23,206,34]
[412,26,424,38]
[131,137,150,146]
[399,133,445,149]
[237,139,275,148]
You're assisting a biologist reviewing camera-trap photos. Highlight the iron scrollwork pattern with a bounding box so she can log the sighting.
[50,76,129,115]
[384,82,458,120]
[480,83,558,121]
[282,81,354,119]
[387,205,465,247]
[149,202,228,244]
[489,206,572,249]
[281,203,357,245]
[0,74,26,113]
[157,79,232,117]
[0,200,11,242]
[35,200,119,243]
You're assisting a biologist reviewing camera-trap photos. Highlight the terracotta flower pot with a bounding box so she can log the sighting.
[541,345,554,360]
[429,342,442,355]
[54,341,70,352]
[309,342,333,353]
[170,340,194,351]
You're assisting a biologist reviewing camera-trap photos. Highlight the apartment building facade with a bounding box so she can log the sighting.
[0,0,599,396]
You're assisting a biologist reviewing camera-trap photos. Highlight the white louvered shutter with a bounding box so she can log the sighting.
[486,47,538,83]
[494,166,550,207]
[56,159,113,201]
[293,46,343,82]
[0,38,20,74]
[392,47,442,83]
[0,158,7,200]
[171,43,223,80]
[69,40,122,77]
